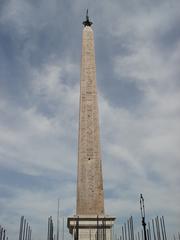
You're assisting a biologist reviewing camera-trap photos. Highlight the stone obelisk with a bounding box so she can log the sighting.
[77,12,104,216]
[67,11,115,240]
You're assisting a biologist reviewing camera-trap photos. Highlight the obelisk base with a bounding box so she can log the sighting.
[67,215,116,240]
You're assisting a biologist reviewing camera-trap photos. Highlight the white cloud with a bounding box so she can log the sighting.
[0,0,180,239]
[0,60,80,176]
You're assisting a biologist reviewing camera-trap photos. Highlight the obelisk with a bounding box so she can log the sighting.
[67,11,115,240]
[76,10,104,216]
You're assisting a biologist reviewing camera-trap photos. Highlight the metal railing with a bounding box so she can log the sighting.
[0,225,8,240]
[18,216,32,240]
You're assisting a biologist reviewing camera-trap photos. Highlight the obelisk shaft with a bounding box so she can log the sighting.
[76,25,104,215]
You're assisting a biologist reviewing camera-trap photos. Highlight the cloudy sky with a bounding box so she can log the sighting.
[0,0,180,239]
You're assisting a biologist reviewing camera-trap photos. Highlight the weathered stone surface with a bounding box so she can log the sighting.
[67,215,115,240]
[76,26,104,215]
[67,24,115,240]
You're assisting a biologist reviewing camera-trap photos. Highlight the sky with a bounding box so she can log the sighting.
[0,0,180,239]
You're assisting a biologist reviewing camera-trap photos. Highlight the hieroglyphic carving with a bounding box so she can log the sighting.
[68,22,116,240]
[77,26,104,215]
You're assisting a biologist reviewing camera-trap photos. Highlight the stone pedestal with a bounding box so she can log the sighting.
[67,215,116,240]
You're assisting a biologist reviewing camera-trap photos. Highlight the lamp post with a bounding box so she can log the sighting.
[140,194,147,240]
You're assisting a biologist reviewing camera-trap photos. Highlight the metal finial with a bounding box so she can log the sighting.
[83,9,93,27]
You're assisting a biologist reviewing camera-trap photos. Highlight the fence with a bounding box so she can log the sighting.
[18,216,32,240]
[0,225,8,240]
[117,216,180,240]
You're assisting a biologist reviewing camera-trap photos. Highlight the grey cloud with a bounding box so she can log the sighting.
[0,0,180,239]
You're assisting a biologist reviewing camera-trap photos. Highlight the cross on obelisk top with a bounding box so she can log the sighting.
[83,9,93,26]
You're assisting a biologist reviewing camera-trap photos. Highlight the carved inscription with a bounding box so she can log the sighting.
[77,26,104,215]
